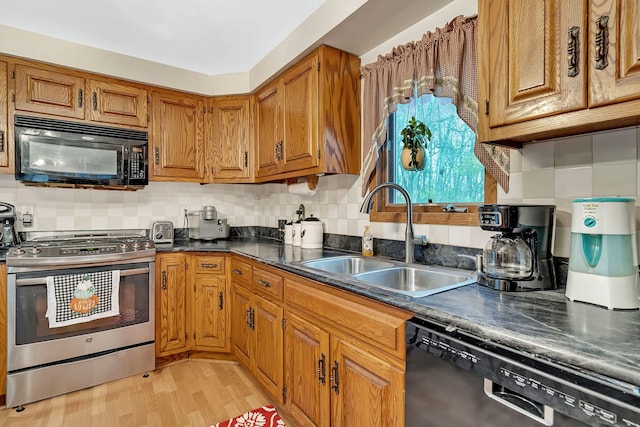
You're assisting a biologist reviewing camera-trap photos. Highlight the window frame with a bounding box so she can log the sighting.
[369,110,497,226]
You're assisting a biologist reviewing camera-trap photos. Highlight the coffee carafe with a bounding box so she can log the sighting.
[0,202,20,247]
[565,197,639,310]
[478,205,556,291]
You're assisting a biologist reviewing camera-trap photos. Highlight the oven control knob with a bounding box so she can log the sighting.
[132,242,141,250]
[13,247,25,255]
[144,241,154,249]
[119,243,128,251]
[29,246,41,255]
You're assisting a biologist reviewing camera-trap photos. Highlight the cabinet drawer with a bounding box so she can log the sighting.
[253,267,284,301]
[231,258,252,287]
[193,255,225,274]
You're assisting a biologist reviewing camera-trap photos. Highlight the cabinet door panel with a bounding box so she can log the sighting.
[151,92,205,180]
[255,84,280,178]
[281,56,319,172]
[156,254,188,356]
[14,65,85,119]
[88,80,148,127]
[211,97,251,181]
[487,0,587,127]
[330,337,404,427]
[253,297,284,403]
[589,0,640,106]
[231,284,252,368]
[193,276,226,350]
[284,313,330,427]
[0,61,7,170]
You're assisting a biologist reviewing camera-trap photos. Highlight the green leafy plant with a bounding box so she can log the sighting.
[400,116,432,170]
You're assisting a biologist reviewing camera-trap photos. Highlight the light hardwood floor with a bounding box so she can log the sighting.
[0,360,292,427]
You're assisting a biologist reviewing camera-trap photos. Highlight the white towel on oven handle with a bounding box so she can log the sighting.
[45,270,120,328]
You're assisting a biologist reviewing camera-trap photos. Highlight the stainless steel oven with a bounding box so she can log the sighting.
[406,317,640,427]
[6,232,156,408]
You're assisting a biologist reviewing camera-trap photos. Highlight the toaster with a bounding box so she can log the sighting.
[150,221,174,244]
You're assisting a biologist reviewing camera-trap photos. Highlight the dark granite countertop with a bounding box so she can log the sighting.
[158,237,640,390]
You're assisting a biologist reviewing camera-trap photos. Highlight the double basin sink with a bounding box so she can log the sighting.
[299,255,477,298]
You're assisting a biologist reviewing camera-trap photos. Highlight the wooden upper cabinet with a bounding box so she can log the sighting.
[485,0,587,128]
[255,82,281,178]
[209,96,252,182]
[151,90,205,181]
[0,61,8,170]
[88,80,148,127]
[281,54,319,173]
[588,0,640,107]
[14,64,85,119]
[254,45,360,182]
[479,0,640,145]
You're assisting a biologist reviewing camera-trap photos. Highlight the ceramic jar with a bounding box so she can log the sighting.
[300,215,324,249]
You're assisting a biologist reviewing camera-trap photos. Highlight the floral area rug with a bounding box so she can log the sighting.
[210,405,286,427]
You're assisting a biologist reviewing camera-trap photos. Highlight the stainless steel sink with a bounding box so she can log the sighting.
[352,265,476,297]
[300,255,395,275]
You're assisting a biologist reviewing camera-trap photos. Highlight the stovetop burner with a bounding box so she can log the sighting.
[7,230,156,269]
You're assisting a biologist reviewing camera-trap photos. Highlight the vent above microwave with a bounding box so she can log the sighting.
[14,115,148,141]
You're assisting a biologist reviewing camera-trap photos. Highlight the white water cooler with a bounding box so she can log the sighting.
[566,197,639,309]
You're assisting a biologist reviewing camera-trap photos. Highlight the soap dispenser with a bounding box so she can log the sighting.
[362,225,374,256]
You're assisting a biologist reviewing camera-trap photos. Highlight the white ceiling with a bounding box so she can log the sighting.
[0,0,325,75]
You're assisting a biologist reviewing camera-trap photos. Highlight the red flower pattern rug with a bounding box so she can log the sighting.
[210,405,286,427]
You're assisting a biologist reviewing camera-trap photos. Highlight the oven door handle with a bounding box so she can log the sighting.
[15,267,150,286]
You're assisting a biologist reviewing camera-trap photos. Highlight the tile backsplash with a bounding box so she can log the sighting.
[1,125,639,257]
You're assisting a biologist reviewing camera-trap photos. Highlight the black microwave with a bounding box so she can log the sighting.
[14,115,148,187]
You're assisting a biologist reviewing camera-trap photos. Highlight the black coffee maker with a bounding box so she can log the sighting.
[478,204,556,291]
[0,202,20,247]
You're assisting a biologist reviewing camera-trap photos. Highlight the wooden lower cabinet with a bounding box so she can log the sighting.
[230,257,285,403]
[155,253,229,359]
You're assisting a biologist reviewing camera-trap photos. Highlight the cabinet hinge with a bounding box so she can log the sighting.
[484,99,489,115]
[282,385,287,402]
[282,317,286,330]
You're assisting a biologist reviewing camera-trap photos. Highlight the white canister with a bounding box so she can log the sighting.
[301,215,324,249]
[284,223,293,245]
[292,222,302,247]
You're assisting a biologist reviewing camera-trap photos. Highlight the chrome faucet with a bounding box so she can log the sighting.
[360,182,426,264]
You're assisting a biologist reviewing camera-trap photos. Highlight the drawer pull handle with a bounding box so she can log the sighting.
[257,279,272,288]
[567,26,580,77]
[232,269,244,275]
[595,15,609,70]
[200,263,218,269]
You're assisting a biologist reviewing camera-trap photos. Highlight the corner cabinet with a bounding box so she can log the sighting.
[254,45,360,181]
[150,90,206,181]
[478,0,640,145]
[155,253,229,360]
[208,96,252,183]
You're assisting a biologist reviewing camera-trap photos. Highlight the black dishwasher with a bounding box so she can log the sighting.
[406,317,640,427]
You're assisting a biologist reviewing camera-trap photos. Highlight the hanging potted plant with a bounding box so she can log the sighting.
[400,116,432,171]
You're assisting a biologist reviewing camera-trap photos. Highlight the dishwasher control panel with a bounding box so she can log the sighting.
[408,320,640,427]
